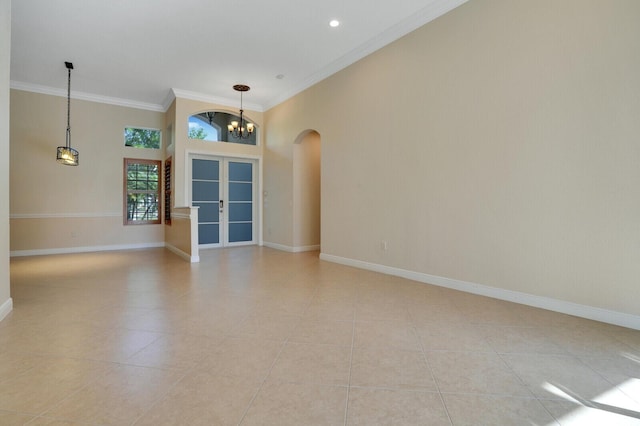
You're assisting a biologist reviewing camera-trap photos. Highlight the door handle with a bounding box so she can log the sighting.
[219,199,224,212]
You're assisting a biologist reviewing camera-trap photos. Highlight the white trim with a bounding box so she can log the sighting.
[264,242,320,253]
[185,150,262,162]
[263,241,295,252]
[319,253,640,331]
[263,0,469,109]
[165,243,199,263]
[171,212,191,220]
[10,81,165,112]
[11,212,121,219]
[0,298,13,322]
[293,244,320,253]
[257,159,264,247]
[162,90,176,112]
[172,88,264,112]
[10,242,165,258]
[184,150,263,212]
[9,1,466,114]
[186,152,262,249]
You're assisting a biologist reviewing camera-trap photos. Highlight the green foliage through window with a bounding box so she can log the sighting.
[188,126,207,140]
[125,127,161,149]
[124,159,161,225]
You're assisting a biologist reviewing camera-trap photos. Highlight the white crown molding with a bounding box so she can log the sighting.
[10,0,467,114]
[319,252,640,331]
[10,80,166,112]
[171,88,264,113]
[264,0,469,110]
[162,89,177,112]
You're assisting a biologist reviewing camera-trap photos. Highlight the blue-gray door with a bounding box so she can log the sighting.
[191,157,256,247]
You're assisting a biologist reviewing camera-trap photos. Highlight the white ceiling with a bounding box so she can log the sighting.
[10,0,466,112]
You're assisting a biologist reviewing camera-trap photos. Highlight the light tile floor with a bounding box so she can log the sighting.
[1,247,639,425]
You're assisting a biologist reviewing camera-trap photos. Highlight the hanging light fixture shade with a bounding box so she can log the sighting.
[56,61,79,166]
[227,84,255,140]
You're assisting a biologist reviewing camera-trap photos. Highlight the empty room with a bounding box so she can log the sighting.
[1,0,639,424]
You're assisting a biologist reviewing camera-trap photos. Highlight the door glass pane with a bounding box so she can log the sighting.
[192,159,219,180]
[229,223,252,243]
[228,182,252,201]
[192,181,219,202]
[227,161,253,243]
[193,202,219,223]
[228,203,252,221]
[228,162,252,182]
[198,224,219,244]
[193,158,220,245]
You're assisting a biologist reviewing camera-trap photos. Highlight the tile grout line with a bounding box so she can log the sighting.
[235,279,321,426]
[343,301,357,426]
[409,309,455,426]
[128,365,194,426]
[8,249,640,424]
[494,350,561,425]
[235,339,287,424]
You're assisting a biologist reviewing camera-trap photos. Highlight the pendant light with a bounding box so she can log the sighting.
[227,84,255,139]
[56,62,79,166]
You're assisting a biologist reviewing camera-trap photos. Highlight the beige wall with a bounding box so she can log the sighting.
[171,98,263,208]
[0,0,11,317]
[265,0,640,316]
[165,206,196,260]
[165,216,192,256]
[293,130,321,248]
[10,90,165,253]
[264,91,330,247]
[9,91,265,255]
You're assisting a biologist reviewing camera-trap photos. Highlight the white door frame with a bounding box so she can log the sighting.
[186,150,262,248]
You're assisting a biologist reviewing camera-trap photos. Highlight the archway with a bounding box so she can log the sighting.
[293,130,321,251]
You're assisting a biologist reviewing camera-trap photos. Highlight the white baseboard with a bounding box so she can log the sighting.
[263,242,320,253]
[319,253,640,331]
[10,242,165,257]
[263,242,294,252]
[165,243,199,263]
[293,244,320,253]
[0,298,13,322]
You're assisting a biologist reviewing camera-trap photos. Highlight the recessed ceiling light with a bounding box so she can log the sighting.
[329,19,340,28]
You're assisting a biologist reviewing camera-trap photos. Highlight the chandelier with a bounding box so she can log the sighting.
[56,62,79,166]
[227,84,255,139]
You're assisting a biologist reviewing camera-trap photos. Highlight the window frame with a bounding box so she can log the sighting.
[123,158,162,225]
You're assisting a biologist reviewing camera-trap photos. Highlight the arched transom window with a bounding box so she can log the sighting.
[188,111,257,145]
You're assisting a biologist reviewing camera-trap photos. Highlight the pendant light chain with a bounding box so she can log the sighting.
[66,66,71,147]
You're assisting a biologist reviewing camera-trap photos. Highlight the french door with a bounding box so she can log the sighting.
[191,156,257,247]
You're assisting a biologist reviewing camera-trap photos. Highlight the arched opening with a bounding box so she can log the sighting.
[293,130,321,251]
[187,110,258,145]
